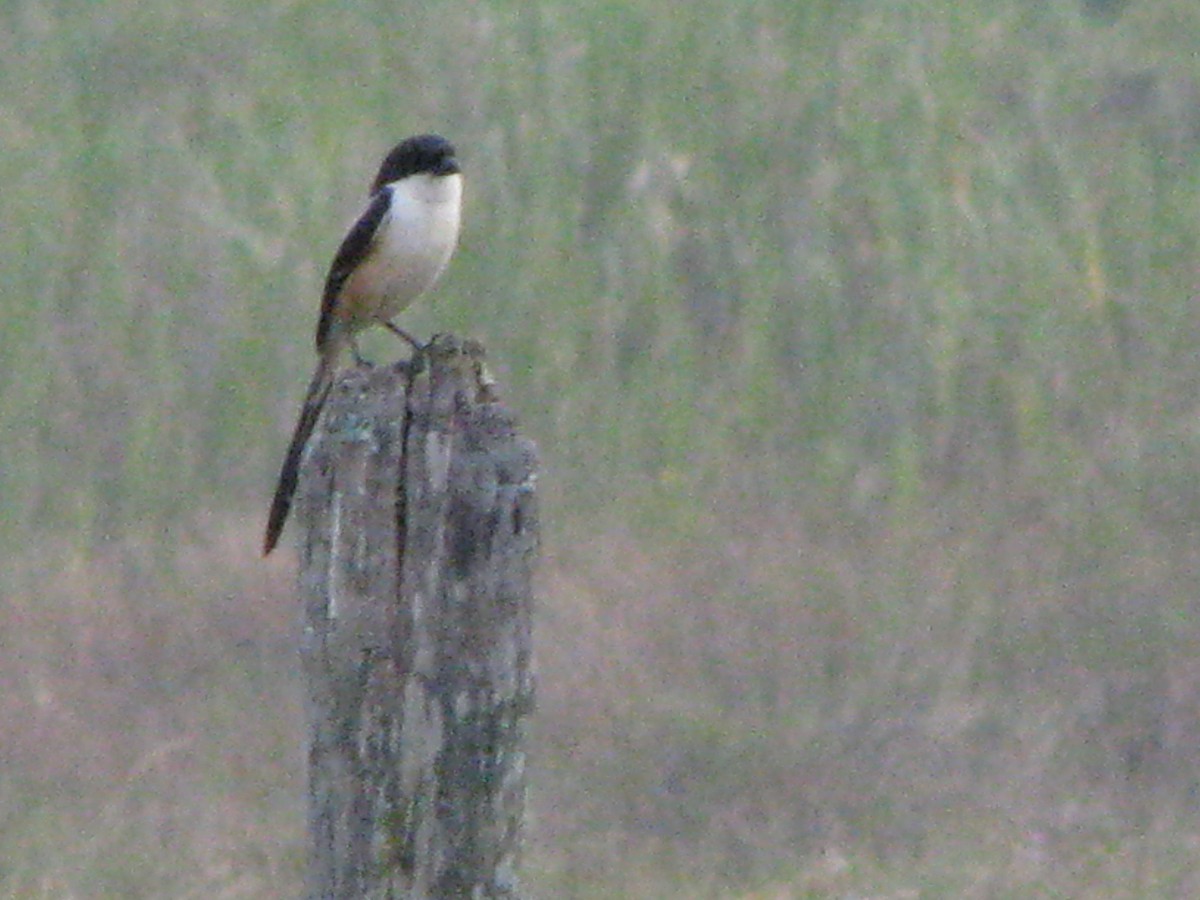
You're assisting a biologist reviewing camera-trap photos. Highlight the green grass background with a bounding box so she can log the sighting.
[3,0,1200,896]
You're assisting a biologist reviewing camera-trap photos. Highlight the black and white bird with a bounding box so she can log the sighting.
[263,134,463,555]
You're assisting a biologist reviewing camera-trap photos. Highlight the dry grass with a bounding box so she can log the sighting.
[2,520,304,898]
[3,488,1199,896]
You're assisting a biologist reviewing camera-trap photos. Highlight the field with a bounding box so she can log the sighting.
[3,0,1199,896]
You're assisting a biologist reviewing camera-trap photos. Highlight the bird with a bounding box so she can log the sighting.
[263,134,463,555]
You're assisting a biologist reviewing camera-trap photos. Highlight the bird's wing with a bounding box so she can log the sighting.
[315,189,392,352]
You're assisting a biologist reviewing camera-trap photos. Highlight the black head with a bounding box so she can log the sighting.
[371,134,459,193]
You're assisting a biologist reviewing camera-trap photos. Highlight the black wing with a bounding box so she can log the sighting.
[315,189,392,352]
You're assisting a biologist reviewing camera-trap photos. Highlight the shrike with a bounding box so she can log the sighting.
[263,134,463,555]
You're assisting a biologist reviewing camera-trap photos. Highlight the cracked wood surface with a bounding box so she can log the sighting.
[295,336,538,900]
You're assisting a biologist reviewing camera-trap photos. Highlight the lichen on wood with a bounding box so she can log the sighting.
[296,336,537,899]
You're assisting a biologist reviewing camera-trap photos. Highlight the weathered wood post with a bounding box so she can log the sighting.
[294,335,538,899]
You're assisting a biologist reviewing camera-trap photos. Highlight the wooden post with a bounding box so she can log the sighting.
[295,335,538,900]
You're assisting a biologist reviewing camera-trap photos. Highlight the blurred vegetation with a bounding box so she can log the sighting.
[3,0,1200,896]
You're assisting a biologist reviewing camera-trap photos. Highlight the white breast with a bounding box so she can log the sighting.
[343,172,463,322]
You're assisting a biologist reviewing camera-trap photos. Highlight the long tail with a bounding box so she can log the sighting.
[263,355,336,555]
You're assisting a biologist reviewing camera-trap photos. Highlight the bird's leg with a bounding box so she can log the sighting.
[381,320,424,351]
